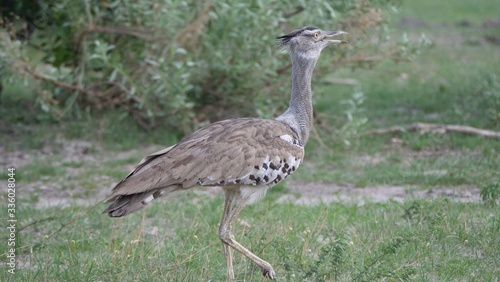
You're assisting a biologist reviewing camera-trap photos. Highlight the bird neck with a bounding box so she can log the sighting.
[277,52,318,144]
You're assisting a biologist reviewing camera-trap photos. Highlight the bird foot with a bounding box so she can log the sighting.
[261,264,276,280]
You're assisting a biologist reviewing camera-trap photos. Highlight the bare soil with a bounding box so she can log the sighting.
[399,16,500,46]
[1,137,483,209]
[280,182,481,205]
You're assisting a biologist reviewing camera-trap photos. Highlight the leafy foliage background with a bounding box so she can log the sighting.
[1,0,423,133]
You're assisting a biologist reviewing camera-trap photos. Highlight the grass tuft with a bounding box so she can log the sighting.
[480,181,500,207]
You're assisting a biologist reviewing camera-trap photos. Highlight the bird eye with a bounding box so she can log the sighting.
[313,32,319,39]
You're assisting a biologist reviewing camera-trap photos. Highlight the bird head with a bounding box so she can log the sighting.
[278,26,347,58]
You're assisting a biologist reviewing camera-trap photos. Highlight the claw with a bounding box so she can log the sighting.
[262,266,276,280]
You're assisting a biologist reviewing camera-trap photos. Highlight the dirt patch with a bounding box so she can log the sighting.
[352,153,386,165]
[482,18,500,28]
[398,16,500,46]
[279,182,481,205]
[27,179,111,209]
[484,35,500,45]
[400,17,427,27]
[1,147,39,169]
[1,138,97,169]
[1,137,167,208]
[4,136,484,209]
[401,148,483,159]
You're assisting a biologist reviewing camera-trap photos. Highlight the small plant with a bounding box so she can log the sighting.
[480,73,500,126]
[1,0,423,133]
[303,232,348,280]
[450,73,500,128]
[480,181,500,206]
[403,201,426,224]
[273,230,348,281]
[352,235,414,282]
[338,89,368,146]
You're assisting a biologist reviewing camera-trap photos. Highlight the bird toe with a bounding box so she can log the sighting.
[262,265,276,280]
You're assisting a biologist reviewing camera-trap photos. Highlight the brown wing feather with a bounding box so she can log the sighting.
[111,118,303,195]
[104,118,304,216]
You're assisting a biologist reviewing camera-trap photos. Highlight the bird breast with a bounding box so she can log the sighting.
[199,152,302,187]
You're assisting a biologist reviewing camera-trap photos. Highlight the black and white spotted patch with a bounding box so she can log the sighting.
[200,154,302,187]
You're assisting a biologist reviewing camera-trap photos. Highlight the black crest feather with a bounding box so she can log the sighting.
[277,26,318,46]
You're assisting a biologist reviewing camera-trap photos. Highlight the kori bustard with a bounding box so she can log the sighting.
[104,26,346,280]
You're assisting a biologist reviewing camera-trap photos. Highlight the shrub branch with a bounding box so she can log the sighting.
[363,122,500,139]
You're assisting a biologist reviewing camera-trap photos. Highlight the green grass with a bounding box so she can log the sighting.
[295,133,500,187]
[1,195,498,281]
[1,0,500,280]
[395,0,500,24]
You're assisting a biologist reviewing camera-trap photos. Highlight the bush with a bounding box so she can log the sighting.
[449,73,500,129]
[1,0,424,133]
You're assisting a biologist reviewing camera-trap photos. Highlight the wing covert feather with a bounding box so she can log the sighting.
[108,118,304,198]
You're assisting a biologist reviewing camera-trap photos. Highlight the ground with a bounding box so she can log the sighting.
[1,0,499,280]
[1,137,486,209]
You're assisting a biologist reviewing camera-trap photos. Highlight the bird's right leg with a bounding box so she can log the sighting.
[219,188,276,280]
[220,199,235,281]
[222,239,234,280]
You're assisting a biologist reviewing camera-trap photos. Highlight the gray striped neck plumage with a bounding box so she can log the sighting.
[276,49,319,145]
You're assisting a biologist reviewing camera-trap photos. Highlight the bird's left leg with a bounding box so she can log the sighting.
[219,188,276,280]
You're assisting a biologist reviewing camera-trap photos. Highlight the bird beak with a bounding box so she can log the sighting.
[324,31,348,44]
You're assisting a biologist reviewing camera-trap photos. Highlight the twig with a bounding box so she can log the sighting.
[9,201,105,257]
[46,200,105,238]
[18,216,57,232]
[337,55,408,64]
[363,122,500,139]
[174,2,212,51]
[277,63,292,75]
[322,77,360,86]
[19,63,153,130]
[73,24,155,59]
[86,25,155,41]
[75,24,155,48]
[283,7,305,18]
[21,65,88,94]
[311,124,333,153]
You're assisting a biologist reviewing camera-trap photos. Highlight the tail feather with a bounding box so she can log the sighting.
[104,188,172,217]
